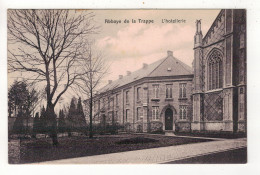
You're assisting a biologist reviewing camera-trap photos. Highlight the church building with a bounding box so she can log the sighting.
[192,9,247,133]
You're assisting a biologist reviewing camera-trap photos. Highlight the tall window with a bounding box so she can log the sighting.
[98,100,100,111]
[179,83,187,98]
[208,50,223,90]
[125,109,130,122]
[102,98,105,109]
[115,111,118,122]
[126,91,129,104]
[179,105,187,120]
[136,107,143,121]
[152,106,159,120]
[137,87,141,101]
[116,94,119,106]
[108,112,112,122]
[108,97,110,109]
[153,84,159,99]
[166,84,172,99]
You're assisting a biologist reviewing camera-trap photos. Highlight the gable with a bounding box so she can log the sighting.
[203,10,225,46]
[148,56,192,77]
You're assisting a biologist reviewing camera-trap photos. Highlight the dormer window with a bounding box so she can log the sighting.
[167,67,172,71]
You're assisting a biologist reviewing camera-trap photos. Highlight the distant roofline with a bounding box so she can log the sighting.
[202,9,224,43]
[97,51,193,96]
[96,74,194,98]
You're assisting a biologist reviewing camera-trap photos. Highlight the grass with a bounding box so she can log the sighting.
[15,134,213,164]
[175,131,247,139]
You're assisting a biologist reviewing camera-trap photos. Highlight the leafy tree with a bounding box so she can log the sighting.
[8,81,40,119]
[8,81,29,117]
[58,109,66,133]
[39,106,46,133]
[77,97,87,134]
[33,112,40,136]
[68,97,77,133]
[12,110,27,134]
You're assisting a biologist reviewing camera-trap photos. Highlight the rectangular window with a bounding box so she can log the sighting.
[116,94,119,106]
[108,112,112,122]
[153,85,159,99]
[179,83,187,98]
[152,106,159,120]
[102,98,105,109]
[166,84,172,98]
[136,107,143,121]
[137,87,141,101]
[179,105,187,120]
[126,109,130,122]
[115,111,118,122]
[126,91,129,104]
[108,97,110,109]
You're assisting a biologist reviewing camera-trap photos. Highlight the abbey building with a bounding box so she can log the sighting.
[90,9,246,133]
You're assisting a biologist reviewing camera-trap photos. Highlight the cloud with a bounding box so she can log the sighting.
[97,23,195,59]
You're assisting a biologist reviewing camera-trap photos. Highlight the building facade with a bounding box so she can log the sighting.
[92,51,194,133]
[192,9,247,133]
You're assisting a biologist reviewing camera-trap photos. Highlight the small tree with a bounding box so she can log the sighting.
[12,111,27,135]
[39,106,46,133]
[77,97,87,134]
[58,110,66,133]
[75,46,108,138]
[33,112,40,137]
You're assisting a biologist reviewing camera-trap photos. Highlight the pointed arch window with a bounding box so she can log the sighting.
[208,50,223,90]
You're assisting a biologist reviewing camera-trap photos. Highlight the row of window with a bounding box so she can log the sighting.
[125,106,188,122]
[96,106,188,122]
[126,83,187,104]
[94,83,187,111]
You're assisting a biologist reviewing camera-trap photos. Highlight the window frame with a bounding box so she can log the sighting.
[179,105,187,120]
[166,84,173,99]
[153,84,159,99]
[137,87,141,101]
[152,106,159,120]
[208,50,223,91]
[126,91,130,104]
[125,109,130,122]
[179,83,187,99]
[136,107,143,121]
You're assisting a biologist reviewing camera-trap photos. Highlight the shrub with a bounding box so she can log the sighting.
[148,121,163,133]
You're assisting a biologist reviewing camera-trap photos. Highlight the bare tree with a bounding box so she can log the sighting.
[75,46,108,138]
[8,10,98,145]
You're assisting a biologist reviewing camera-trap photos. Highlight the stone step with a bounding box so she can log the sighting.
[165,131,176,136]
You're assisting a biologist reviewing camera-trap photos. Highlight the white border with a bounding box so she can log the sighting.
[1,0,260,175]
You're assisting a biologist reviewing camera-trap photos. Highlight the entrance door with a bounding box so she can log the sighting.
[165,108,173,130]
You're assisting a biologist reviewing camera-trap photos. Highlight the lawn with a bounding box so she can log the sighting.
[15,134,213,164]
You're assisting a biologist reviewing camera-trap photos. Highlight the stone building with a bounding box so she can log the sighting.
[92,51,193,133]
[192,9,247,133]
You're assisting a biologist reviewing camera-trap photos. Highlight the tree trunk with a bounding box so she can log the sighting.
[89,89,93,138]
[46,104,58,145]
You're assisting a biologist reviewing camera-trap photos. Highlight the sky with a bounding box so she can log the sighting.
[89,9,220,87]
[7,9,220,110]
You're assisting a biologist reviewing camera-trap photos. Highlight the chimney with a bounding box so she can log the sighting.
[143,63,148,69]
[119,75,123,79]
[108,80,112,84]
[167,50,173,57]
[126,71,131,76]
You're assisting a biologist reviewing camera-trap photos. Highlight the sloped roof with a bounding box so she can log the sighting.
[98,52,192,94]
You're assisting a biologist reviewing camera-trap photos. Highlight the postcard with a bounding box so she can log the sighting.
[7,9,247,165]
